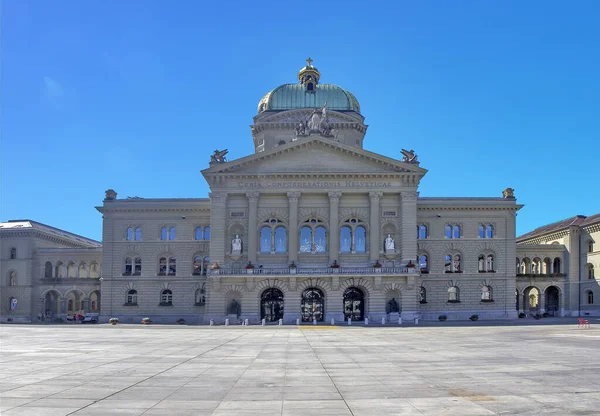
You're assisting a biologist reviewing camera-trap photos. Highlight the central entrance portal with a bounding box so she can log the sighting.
[261,288,284,322]
[343,287,364,321]
[301,288,324,322]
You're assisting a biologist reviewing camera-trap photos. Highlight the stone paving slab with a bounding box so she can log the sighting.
[2,321,600,415]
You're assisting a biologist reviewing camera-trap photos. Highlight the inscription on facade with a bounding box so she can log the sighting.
[237,181,393,189]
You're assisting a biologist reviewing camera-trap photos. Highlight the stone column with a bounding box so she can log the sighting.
[400,191,418,264]
[246,192,260,264]
[60,299,67,315]
[208,192,228,267]
[401,275,419,321]
[369,192,383,262]
[82,299,90,313]
[567,225,581,316]
[287,192,301,263]
[328,192,342,264]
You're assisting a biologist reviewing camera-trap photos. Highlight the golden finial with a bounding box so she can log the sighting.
[306,57,313,66]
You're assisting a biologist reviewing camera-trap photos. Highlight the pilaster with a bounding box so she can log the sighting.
[209,192,228,266]
[328,192,342,264]
[246,192,260,264]
[567,225,581,315]
[369,192,383,262]
[400,191,418,263]
[287,192,301,263]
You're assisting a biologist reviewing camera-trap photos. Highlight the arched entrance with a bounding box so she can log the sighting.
[89,290,101,312]
[524,286,540,314]
[260,288,284,322]
[545,286,560,316]
[301,288,324,322]
[44,290,61,316]
[343,287,364,321]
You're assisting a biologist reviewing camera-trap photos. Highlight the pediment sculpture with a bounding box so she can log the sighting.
[296,102,333,138]
[401,149,418,163]
[210,149,229,164]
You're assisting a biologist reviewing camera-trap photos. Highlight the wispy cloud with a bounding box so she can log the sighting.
[43,76,65,110]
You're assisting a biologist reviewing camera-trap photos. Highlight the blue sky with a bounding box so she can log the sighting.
[2,1,599,241]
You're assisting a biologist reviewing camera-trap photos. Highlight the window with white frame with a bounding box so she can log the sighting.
[481,285,493,301]
[340,218,367,253]
[158,257,176,276]
[160,227,176,241]
[445,224,461,238]
[160,289,173,305]
[260,218,287,254]
[448,286,460,302]
[299,218,327,253]
[444,254,462,273]
[126,289,137,305]
[124,257,142,276]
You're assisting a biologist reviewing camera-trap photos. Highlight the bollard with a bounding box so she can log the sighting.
[296,318,300,326]
[381,317,386,325]
[365,317,369,325]
[414,318,419,325]
[262,319,266,326]
[398,317,402,325]
[210,319,214,326]
[225,318,229,326]
[313,318,317,325]
[244,318,249,326]
[278,318,283,326]
[330,318,335,326]
[348,317,352,326]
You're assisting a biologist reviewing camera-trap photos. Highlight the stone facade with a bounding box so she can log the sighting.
[0,221,102,323]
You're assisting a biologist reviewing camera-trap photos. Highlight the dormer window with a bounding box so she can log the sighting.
[307,83,314,91]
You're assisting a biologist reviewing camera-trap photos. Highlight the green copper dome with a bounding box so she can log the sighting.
[257,59,361,114]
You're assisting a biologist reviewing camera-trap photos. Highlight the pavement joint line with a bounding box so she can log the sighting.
[64,330,251,416]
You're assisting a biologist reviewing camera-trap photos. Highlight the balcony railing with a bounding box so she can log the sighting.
[212,267,416,276]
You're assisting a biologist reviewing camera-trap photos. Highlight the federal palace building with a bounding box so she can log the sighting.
[2,60,599,324]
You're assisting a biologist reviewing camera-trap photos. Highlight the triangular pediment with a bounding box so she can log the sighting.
[202,137,427,177]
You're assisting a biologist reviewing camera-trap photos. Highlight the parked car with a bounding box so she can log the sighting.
[81,313,99,324]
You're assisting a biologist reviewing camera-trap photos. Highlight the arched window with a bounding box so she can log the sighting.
[259,219,287,254]
[195,227,203,240]
[195,285,206,305]
[67,263,76,278]
[589,241,595,253]
[486,254,495,272]
[516,258,520,275]
[532,258,541,274]
[203,256,209,276]
[158,257,167,275]
[126,289,137,305]
[587,291,594,304]
[299,218,326,253]
[124,257,133,275]
[417,224,428,239]
[479,255,486,272]
[193,256,203,275]
[45,261,53,278]
[260,226,272,253]
[89,263,99,278]
[543,258,552,275]
[160,289,173,305]
[486,225,494,238]
[589,265,595,280]
[481,285,493,301]
[135,227,142,240]
[553,257,561,274]
[479,225,485,238]
[419,287,427,303]
[168,258,176,276]
[418,254,429,273]
[8,271,17,286]
[55,261,64,278]
[10,248,16,259]
[340,218,367,253]
[79,263,87,278]
[448,286,460,302]
[161,227,176,240]
[444,254,461,273]
[169,227,176,240]
[203,226,210,240]
[274,227,287,253]
[445,225,460,239]
[127,227,134,241]
[133,257,141,275]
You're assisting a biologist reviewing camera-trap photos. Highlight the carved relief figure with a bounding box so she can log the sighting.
[387,297,399,313]
[227,299,241,317]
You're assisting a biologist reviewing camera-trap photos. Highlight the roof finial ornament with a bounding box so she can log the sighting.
[306,57,313,66]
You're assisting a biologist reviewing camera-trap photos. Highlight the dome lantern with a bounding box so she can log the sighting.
[298,57,321,91]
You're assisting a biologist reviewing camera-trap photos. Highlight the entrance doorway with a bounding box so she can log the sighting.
[545,286,560,316]
[343,287,364,321]
[261,288,284,322]
[301,288,324,322]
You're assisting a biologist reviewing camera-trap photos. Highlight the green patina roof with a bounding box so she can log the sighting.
[258,83,360,114]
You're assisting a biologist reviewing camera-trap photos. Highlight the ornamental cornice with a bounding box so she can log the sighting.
[518,229,570,245]
[583,223,600,234]
[0,230,99,248]
[101,206,211,214]
[418,206,519,212]
[251,122,367,136]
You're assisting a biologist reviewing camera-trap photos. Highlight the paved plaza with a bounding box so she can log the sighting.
[1,321,600,415]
